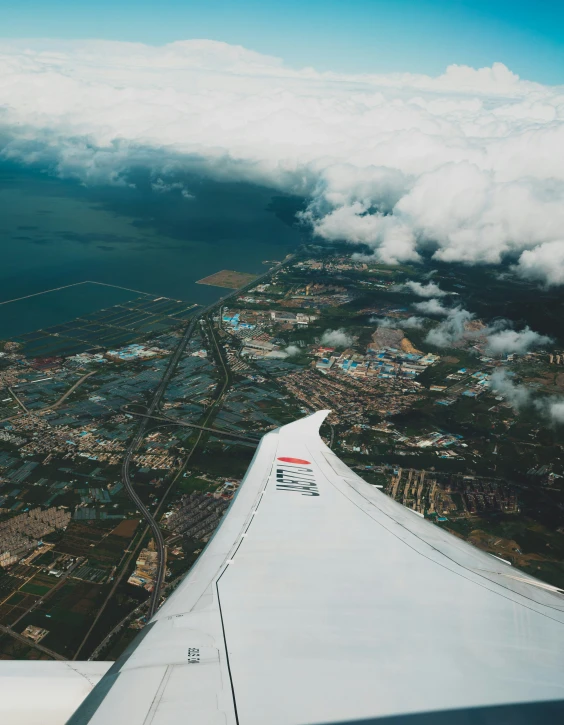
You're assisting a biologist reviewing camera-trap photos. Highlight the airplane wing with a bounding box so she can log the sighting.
[4,410,564,724]
[0,661,111,725]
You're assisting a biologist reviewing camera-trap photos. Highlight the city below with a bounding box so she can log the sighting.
[1,246,564,662]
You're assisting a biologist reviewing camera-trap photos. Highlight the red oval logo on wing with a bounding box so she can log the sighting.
[277,457,311,465]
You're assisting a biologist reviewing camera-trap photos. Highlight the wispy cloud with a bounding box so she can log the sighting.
[424,308,551,353]
[489,369,531,409]
[489,369,564,425]
[371,316,424,329]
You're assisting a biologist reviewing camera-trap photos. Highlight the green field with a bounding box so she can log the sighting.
[17,580,108,657]
[20,583,51,596]
[5,591,26,605]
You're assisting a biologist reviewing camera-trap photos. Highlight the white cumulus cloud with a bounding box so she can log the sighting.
[485,327,552,355]
[1,39,564,282]
[321,329,353,348]
[545,400,564,424]
[425,307,474,347]
[513,241,564,286]
[413,298,449,316]
[488,369,531,410]
[400,281,449,298]
[282,344,301,357]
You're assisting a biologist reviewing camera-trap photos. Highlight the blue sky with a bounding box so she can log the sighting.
[2,0,564,84]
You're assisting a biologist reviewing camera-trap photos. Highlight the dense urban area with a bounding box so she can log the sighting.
[2,243,564,662]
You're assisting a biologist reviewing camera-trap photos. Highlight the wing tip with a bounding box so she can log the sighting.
[273,409,331,438]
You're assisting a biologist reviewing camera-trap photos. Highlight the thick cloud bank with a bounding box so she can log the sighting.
[1,39,564,282]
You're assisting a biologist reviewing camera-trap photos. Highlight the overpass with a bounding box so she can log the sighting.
[125,407,262,443]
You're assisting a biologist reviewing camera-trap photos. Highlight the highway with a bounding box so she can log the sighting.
[121,253,296,618]
[124,408,261,443]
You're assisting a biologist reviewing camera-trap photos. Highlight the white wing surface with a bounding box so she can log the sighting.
[63,411,564,724]
[0,661,111,725]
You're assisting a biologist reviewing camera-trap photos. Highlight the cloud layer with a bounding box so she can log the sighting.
[1,39,564,282]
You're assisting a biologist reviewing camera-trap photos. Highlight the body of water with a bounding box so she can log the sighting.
[0,162,304,338]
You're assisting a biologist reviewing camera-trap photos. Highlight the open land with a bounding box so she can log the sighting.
[196,270,258,289]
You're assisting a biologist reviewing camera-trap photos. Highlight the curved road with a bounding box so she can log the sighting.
[2,370,97,424]
[121,253,297,618]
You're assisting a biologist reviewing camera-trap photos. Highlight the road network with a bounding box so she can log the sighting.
[121,253,296,618]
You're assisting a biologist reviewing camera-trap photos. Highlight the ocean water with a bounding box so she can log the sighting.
[0,162,304,338]
[0,284,146,339]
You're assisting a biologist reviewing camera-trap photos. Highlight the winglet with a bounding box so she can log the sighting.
[276,409,331,439]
